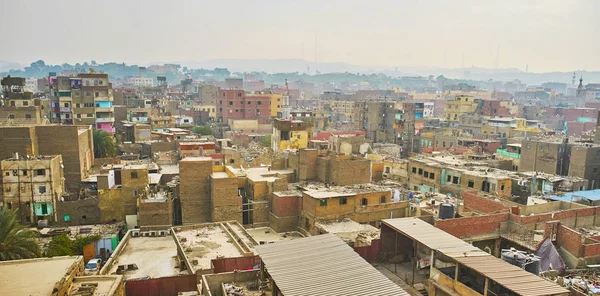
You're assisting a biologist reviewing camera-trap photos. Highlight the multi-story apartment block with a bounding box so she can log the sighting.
[126,76,153,87]
[0,76,44,125]
[1,155,64,224]
[50,73,115,133]
[217,90,272,124]
[445,95,481,123]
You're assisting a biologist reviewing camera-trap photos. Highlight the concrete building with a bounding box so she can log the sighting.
[126,76,153,87]
[271,118,312,153]
[0,256,125,296]
[51,73,115,133]
[1,155,64,224]
[298,183,409,234]
[0,76,44,125]
[355,101,397,143]
[445,95,481,123]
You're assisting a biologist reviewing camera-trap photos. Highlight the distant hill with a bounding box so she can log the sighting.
[0,60,22,73]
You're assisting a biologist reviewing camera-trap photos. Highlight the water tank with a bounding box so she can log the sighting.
[438,203,455,220]
[501,248,527,267]
[524,254,541,275]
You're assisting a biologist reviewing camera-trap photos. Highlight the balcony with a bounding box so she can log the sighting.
[495,149,520,159]
[95,117,115,123]
[60,107,71,113]
[95,107,114,113]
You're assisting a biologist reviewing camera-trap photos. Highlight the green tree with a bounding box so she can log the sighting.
[193,125,213,136]
[93,129,116,158]
[0,208,41,261]
[259,135,272,147]
[45,234,101,257]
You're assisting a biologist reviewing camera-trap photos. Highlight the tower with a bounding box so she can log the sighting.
[577,76,584,98]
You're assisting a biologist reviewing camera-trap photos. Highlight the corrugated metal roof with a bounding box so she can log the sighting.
[255,234,410,296]
[383,218,569,296]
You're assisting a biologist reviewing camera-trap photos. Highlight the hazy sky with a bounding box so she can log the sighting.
[1,0,598,72]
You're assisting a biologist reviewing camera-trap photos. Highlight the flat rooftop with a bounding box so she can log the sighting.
[315,219,379,245]
[245,227,305,244]
[298,183,392,199]
[175,224,247,271]
[69,276,123,296]
[108,236,184,280]
[226,166,294,182]
[0,256,81,296]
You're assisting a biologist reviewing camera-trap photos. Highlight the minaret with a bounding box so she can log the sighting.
[572,72,576,86]
[577,76,584,98]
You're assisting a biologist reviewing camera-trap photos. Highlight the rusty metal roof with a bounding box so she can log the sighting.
[383,217,569,296]
[255,233,410,296]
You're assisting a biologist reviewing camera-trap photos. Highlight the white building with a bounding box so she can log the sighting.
[127,77,154,87]
[25,77,38,93]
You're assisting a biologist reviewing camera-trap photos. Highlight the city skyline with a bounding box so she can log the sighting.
[1,0,599,72]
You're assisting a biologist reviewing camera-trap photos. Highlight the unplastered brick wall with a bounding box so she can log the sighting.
[509,207,600,228]
[435,213,509,238]
[463,191,509,213]
[556,224,584,257]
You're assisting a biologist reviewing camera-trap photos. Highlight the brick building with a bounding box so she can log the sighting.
[0,125,94,191]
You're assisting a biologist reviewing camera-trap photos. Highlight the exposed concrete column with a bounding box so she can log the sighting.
[493,238,501,257]
[483,278,489,296]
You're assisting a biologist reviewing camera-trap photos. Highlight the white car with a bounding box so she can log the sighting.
[85,258,102,273]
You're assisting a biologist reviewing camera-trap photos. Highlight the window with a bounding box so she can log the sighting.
[339,198,347,205]
[501,184,505,191]
[7,202,12,209]
[25,114,31,120]
[22,101,28,106]
[35,169,45,176]
[86,92,92,97]
[361,198,368,206]
[131,172,138,179]
[87,113,93,118]
[468,180,474,188]
[82,215,87,220]
[430,173,435,179]
[133,190,138,197]
[380,196,386,203]
[5,186,11,193]
[418,168,423,175]
[424,171,429,178]
[8,114,14,119]
[4,172,9,176]
[26,202,31,207]
[229,101,233,105]
[39,186,46,194]
[12,170,18,176]
[412,167,417,173]
[319,199,328,206]
[257,101,262,105]
[238,92,242,97]
[447,175,452,182]
[64,215,70,222]
[248,101,252,104]
[453,176,459,184]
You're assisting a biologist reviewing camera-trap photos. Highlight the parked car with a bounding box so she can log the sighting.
[85,258,103,273]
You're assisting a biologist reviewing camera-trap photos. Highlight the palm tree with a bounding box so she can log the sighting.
[93,129,116,158]
[0,208,41,261]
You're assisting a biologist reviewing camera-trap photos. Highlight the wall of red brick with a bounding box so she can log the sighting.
[556,225,583,257]
[463,191,509,213]
[434,213,509,238]
[271,194,301,217]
